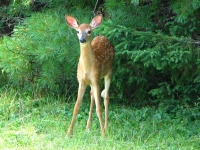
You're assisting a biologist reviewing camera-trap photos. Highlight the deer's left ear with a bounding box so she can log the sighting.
[90,15,102,29]
[66,15,79,29]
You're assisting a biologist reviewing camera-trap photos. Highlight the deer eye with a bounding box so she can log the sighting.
[87,30,91,34]
[76,30,79,34]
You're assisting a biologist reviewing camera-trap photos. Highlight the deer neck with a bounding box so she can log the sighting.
[79,41,94,73]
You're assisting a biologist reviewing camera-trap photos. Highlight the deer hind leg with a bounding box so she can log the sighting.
[86,87,95,131]
[92,82,105,137]
[101,73,111,131]
[67,82,87,137]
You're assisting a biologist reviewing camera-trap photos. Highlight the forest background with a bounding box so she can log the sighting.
[0,0,200,149]
[1,0,200,106]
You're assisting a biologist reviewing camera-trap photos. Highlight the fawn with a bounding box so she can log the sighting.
[65,14,114,137]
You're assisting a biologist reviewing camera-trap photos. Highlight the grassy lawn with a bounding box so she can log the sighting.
[0,90,199,150]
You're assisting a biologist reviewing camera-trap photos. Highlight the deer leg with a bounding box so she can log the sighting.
[92,82,105,137]
[102,74,111,130]
[86,88,95,131]
[67,82,87,137]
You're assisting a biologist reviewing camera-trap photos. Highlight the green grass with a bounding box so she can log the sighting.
[0,89,199,150]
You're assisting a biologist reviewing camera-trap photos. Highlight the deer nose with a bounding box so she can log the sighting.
[79,37,86,43]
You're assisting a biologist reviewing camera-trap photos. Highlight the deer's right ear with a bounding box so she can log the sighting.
[90,15,102,29]
[65,15,79,28]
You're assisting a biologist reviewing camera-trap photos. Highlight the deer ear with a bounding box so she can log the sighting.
[90,15,102,29]
[65,15,79,28]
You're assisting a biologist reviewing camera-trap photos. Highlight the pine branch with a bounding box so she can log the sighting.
[93,0,98,16]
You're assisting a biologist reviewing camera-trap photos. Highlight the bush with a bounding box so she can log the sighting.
[1,0,200,106]
[0,7,92,96]
[95,0,200,105]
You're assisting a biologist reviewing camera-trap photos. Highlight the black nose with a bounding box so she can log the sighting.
[79,37,86,43]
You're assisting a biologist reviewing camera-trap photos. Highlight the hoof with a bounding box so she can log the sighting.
[66,131,73,138]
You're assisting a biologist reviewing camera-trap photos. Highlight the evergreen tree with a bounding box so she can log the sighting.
[97,0,200,105]
[0,0,200,105]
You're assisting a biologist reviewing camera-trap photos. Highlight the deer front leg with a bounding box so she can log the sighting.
[86,88,95,131]
[67,82,86,137]
[92,82,105,137]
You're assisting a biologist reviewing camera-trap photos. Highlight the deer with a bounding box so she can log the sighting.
[65,14,114,137]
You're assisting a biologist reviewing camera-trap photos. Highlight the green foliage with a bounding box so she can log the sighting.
[94,0,200,105]
[7,0,32,16]
[0,8,80,95]
[1,0,200,106]
[171,0,200,23]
